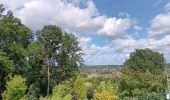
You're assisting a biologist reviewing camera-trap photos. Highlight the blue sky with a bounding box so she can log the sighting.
[1,0,170,65]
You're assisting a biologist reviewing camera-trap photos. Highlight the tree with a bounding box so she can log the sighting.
[55,33,83,84]
[72,75,87,100]
[0,4,32,98]
[26,83,40,100]
[26,41,47,97]
[28,25,83,97]
[0,5,33,75]
[2,75,27,100]
[119,49,167,97]
[0,51,13,98]
[51,81,72,100]
[124,49,166,74]
[37,25,62,96]
[94,81,118,100]
[0,4,5,17]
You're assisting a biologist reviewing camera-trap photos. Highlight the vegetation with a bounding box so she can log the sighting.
[0,4,83,99]
[0,4,169,100]
[119,49,167,97]
[2,75,27,100]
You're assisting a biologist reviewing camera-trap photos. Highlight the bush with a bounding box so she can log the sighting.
[51,81,72,100]
[2,75,27,100]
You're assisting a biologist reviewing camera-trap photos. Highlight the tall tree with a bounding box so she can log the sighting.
[36,25,62,96]
[32,25,83,97]
[26,41,45,98]
[119,49,167,97]
[0,5,33,75]
[0,4,32,98]
[55,33,83,84]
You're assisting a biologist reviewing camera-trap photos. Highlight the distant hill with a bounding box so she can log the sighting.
[81,65,122,78]
[82,64,170,78]
[83,65,123,69]
[84,63,170,69]
[167,63,170,67]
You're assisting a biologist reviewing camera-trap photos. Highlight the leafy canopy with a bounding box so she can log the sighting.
[120,49,167,97]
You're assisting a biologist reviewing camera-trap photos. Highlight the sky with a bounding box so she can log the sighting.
[1,0,170,65]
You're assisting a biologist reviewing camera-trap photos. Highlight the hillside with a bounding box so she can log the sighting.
[82,64,170,78]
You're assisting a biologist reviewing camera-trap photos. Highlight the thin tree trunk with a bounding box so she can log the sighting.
[46,52,50,97]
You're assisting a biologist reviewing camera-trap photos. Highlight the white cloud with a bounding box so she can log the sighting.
[79,38,117,65]
[148,2,170,36]
[133,25,142,31]
[1,0,29,11]
[165,2,170,12]
[1,0,132,39]
[82,34,170,65]
[83,46,119,65]
[113,35,170,56]
[79,37,91,43]
[98,18,132,38]
[149,13,170,36]
[2,0,170,64]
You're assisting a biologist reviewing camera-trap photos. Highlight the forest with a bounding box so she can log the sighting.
[0,4,169,100]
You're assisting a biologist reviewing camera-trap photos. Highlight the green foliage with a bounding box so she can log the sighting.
[51,81,72,100]
[32,25,83,96]
[54,33,83,83]
[0,4,32,98]
[0,5,33,75]
[94,81,118,100]
[124,49,166,74]
[0,4,84,99]
[120,49,167,97]
[2,75,27,100]
[96,81,118,95]
[73,75,87,100]
[87,87,94,100]
[0,4,5,17]
[94,91,118,100]
[26,40,46,97]
[26,83,40,100]
[0,51,13,95]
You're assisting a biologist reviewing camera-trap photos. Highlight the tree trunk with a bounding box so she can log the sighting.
[46,52,50,97]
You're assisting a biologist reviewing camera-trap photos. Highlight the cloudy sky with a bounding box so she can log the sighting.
[1,0,170,65]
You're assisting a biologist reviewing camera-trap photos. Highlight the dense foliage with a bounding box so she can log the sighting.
[119,49,167,97]
[0,4,83,99]
[2,75,27,100]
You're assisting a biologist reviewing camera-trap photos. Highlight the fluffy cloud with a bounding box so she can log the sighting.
[1,0,170,65]
[79,37,92,43]
[148,2,170,36]
[113,35,170,56]
[98,18,131,38]
[78,37,118,65]
[1,0,132,39]
[82,44,116,65]
[165,2,170,12]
